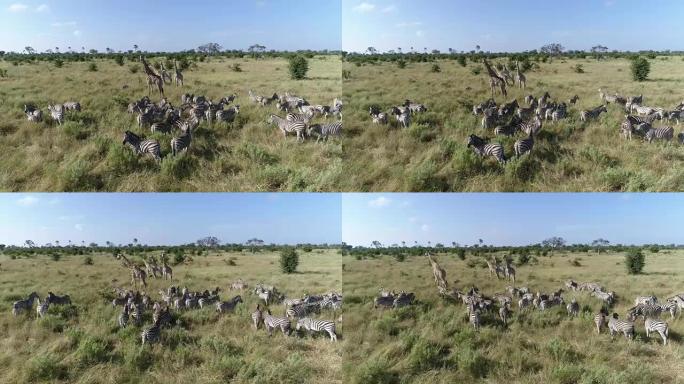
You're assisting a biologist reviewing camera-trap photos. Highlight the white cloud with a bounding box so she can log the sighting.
[75,224,84,231]
[416,30,424,37]
[368,196,391,208]
[8,3,28,12]
[17,196,39,206]
[51,21,77,27]
[73,30,81,36]
[409,217,418,223]
[381,5,396,13]
[353,2,375,13]
[396,21,422,28]
[36,4,49,12]
[421,224,430,232]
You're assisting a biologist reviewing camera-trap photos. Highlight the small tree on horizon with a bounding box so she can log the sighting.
[625,249,645,274]
[288,55,309,80]
[631,57,650,82]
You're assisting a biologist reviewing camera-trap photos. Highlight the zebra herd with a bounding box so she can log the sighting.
[23,101,81,125]
[249,90,344,142]
[11,291,72,317]
[373,289,416,309]
[368,99,428,129]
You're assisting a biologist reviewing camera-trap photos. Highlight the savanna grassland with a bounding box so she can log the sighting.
[342,57,684,191]
[0,249,342,383]
[342,250,684,383]
[0,56,341,191]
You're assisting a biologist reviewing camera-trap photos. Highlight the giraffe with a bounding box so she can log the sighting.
[159,62,172,84]
[515,61,526,89]
[173,60,184,87]
[140,55,164,98]
[160,252,173,280]
[504,260,516,283]
[426,252,448,289]
[117,254,147,288]
[486,259,501,279]
[483,58,507,99]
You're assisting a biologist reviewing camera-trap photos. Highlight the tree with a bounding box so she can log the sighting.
[288,55,309,80]
[197,42,223,54]
[592,238,610,253]
[133,44,139,52]
[625,249,645,274]
[280,247,299,274]
[197,236,221,247]
[88,49,98,55]
[133,238,138,247]
[631,57,650,82]
[371,240,382,249]
[23,46,35,55]
[456,248,466,260]
[401,241,406,248]
[475,45,480,51]
[248,44,266,58]
[591,45,609,60]
[540,43,565,56]
[542,237,566,248]
[366,47,377,55]
[24,240,35,248]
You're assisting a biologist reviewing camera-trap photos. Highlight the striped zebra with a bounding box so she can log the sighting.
[469,305,481,332]
[607,313,634,340]
[153,307,173,328]
[198,295,219,309]
[118,304,130,328]
[170,125,192,156]
[141,317,163,345]
[216,106,240,123]
[467,134,506,163]
[286,303,319,319]
[48,104,65,125]
[268,114,306,142]
[123,131,161,161]
[632,105,656,116]
[252,305,264,329]
[666,110,682,125]
[594,312,607,334]
[131,303,144,326]
[263,310,291,336]
[373,295,394,309]
[371,111,388,125]
[580,105,607,122]
[24,105,43,122]
[173,60,183,86]
[391,107,411,128]
[151,122,172,134]
[393,292,415,308]
[644,126,674,143]
[296,317,337,341]
[36,297,49,318]
[628,303,662,321]
[518,114,543,136]
[481,108,499,129]
[216,295,243,313]
[569,95,580,104]
[331,98,343,119]
[566,298,579,317]
[514,133,534,157]
[63,101,81,112]
[307,121,342,142]
[635,295,658,306]
[518,297,531,309]
[551,103,567,122]
[662,301,678,319]
[12,292,39,316]
[47,292,71,305]
[644,318,668,345]
[499,303,511,325]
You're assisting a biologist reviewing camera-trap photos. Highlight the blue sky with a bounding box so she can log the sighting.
[0,193,342,246]
[343,0,684,53]
[0,0,341,52]
[342,194,684,247]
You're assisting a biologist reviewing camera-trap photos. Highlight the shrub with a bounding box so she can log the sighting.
[173,251,186,265]
[76,336,110,366]
[84,256,93,265]
[114,55,124,66]
[552,363,584,384]
[50,253,61,261]
[87,62,98,72]
[342,69,351,79]
[280,247,299,274]
[54,59,64,68]
[458,347,490,378]
[573,64,584,73]
[630,57,650,81]
[128,64,140,74]
[230,63,242,72]
[408,340,445,373]
[124,348,153,372]
[457,55,467,67]
[456,248,466,260]
[648,245,659,253]
[625,249,645,274]
[517,252,531,266]
[394,253,406,262]
[161,154,198,180]
[288,55,309,80]
[28,354,68,381]
[430,64,441,73]
[470,65,482,75]
[0,68,8,78]
[353,359,398,384]
[397,59,407,69]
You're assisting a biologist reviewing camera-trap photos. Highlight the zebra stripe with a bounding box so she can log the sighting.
[48,104,65,125]
[580,105,607,122]
[499,304,511,325]
[263,310,291,336]
[12,292,39,316]
[645,318,668,345]
[566,299,579,317]
[216,295,243,313]
[607,314,634,340]
[170,126,192,156]
[469,308,481,332]
[123,131,161,161]
[514,134,534,157]
[594,312,606,334]
[307,122,342,142]
[251,305,264,329]
[269,114,306,142]
[118,305,129,328]
[36,298,49,318]
[141,318,162,345]
[645,126,674,143]
[296,317,337,341]
[467,134,506,163]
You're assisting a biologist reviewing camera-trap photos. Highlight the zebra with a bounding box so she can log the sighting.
[170,125,192,156]
[216,106,240,123]
[518,297,531,310]
[331,98,343,119]
[607,313,634,340]
[371,111,388,125]
[268,114,306,142]
[258,290,272,305]
[514,133,534,157]
[296,317,337,341]
[252,305,264,329]
[173,60,183,86]
[666,110,682,125]
[286,303,320,319]
[118,304,130,328]
[566,298,579,317]
[153,307,173,328]
[230,280,248,290]
[645,318,668,345]
[12,292,39,316]
[150,122,172,134]
[374,295,395,309]
[580,105,607,122]
[644,126,674,143]
[36,297,49,318]
[518,114,543,136]
[393,292,415,308]
[469,305,481,332]
[551,103,567,122]
[569,95,580,104]
[216,295,243,313]
[47,292,72,305]
[24,105,43,122]
[467,134,506,163]
[48,104,65,125]
[403,100,428,113]
[499,303,511,325]
[263,310,291,336]
[635,295,658,306]
[198,295,219,309]
[633,105,656,116]
[594,311,607,334]
[123,131,161,161]
[628,303,663,321]
[141,317,163,345]
[307,122,342,142]
[391,107,411,128]
[481,108,499,129]
[661,301,678,319]
[63,101,81,112]
[131,303,144,326]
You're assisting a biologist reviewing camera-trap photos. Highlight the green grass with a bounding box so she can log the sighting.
[0,249,342,383]
[342,56,684,191]
[342,250,684,383]
[0,56,342,191]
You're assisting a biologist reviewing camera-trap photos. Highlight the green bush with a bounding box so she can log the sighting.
[630,57,650,81]
[342,69,351,79]
[114,55,125,66]
[161,154,197,180]
[27,354,68,381]
[50,253,61,261]
[649,246,659,253]
[573,64,584,73]
[53,59,64,68]
[288,55,309,80]
[87,62,98,72]
[353,359,398,384]
[280,247,299,274]
[456,248,466,260]
[397,60,407,69]
[394,253,406,262]
[625,249,645,274]
[128,64,140,74]
[76,336,110,366]
[458,347,490,378]
[457,55,467,67]
[430,64,441,73]
[84,256,93,265]
[470,65,482,75]
[230,63,242,72]
[408,340,447,373]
